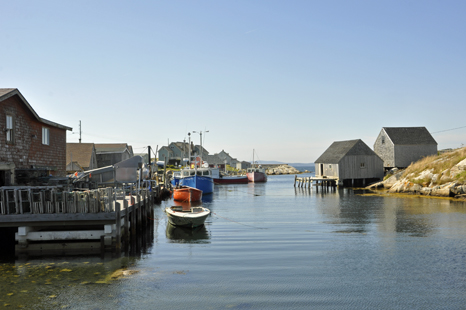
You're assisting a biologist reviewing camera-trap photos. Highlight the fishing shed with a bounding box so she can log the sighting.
[95,143,134,168]
[373,127,437,169]
[315,139,384,187]
[66,143,98,174]
[0,88,72,186]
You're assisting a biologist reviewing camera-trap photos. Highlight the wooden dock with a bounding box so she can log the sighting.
[294,175,339,188]
[0,185,159,256]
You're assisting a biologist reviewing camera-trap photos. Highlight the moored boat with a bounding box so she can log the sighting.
[164,205,210,228]
[177,166,214,194]
[211,168,248,184]
[173,185,202,202]
[246,166,268,182]
[247,149,267,182]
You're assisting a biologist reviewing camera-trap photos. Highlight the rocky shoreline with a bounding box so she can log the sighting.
[367,156,466,200]
[262,164,309,175]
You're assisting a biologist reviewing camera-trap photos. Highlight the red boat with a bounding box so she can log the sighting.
[211,168,248,184]
[214,175,249,184]
[246,167,268,182]
[247,149,268,182]
[173,186,203,202]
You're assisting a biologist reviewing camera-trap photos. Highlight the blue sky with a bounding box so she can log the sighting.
[2,1,465,163]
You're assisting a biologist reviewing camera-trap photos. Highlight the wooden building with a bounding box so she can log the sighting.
[95,143,133,168]
[0,88,72,186]
[66,143,98,173]
[373,127,437,169]
[315,139,384,187]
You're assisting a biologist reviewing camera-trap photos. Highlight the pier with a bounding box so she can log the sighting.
[0,185,159,256]
[294,175,339,188]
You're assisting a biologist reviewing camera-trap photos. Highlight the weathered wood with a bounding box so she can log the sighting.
[115,201,121,252]
[17,230,105,241]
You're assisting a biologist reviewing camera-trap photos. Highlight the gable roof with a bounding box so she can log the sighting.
[382,127,437,145]
[95,143,130,153]
[315,139,378,164]
[66,143,95,168]
[159,146,174,154]
[0,88,72,131]
[204,154,225,165]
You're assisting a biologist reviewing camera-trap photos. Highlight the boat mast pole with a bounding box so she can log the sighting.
[188,132,191,167]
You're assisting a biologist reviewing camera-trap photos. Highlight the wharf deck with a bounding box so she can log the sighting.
[294,175,339,188]
[0,186,157,256]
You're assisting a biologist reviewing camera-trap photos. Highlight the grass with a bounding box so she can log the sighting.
[402,147,466,185]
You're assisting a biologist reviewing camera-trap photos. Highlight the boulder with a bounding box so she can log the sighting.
[383,170,404,188]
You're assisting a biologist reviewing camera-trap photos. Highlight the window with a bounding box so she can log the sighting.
[42,127,49,145]
[6,115,14,143]
[360,162,366,169]
[381,136,385,144]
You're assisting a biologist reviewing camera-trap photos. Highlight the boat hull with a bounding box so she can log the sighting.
[165,206,210,228]
[179,175,214,194]
[173,186,203,202]
[213,176,249,184]
[247,172,268,182]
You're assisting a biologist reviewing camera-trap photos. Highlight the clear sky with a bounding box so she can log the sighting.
[2,1,465,163]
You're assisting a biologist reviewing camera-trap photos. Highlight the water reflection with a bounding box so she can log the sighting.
[316,188,466,237]
[165,223,210,243]
[201,194,213,203]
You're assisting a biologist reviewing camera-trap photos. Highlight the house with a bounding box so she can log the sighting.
[374,127,438,169]
[158,142,192,166]
[95,143,134,168]
[158,141,209,166]
[66,143,98,173]
[0,88,72,186]
[315,139,384,187]
[236,161,251,170]
[203,154,227,169]
[216,150,239,166]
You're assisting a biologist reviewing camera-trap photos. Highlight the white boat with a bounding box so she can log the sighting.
[164,205,210,228]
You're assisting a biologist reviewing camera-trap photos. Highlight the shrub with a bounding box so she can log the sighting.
[403,147,466,185]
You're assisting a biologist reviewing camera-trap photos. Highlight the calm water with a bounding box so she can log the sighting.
[2,173,466,309]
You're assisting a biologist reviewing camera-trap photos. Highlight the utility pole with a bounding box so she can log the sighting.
[148,146,151,165]
[79,120,82,143]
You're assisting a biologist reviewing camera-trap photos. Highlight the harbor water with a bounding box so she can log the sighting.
[1,173,466,309]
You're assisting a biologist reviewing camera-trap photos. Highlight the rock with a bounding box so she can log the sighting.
[383,170,404,188]
[420,187,432,195]
[414,169,434,182]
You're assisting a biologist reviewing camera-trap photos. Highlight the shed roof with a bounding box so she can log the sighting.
[204,154,225,165]
[66,143,95,168]
[0,88,72,131]
[383,127,437,145]
[315,139,378,164]
[95,143,130,153]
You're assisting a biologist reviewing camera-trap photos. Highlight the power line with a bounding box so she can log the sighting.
[431,126,466,134]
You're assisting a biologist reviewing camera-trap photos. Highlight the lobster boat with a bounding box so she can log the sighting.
[173,185,202,202]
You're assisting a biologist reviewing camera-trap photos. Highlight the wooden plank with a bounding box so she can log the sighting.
[115,201,121,252]
[15,230,105,241]
[0,212,116,227]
